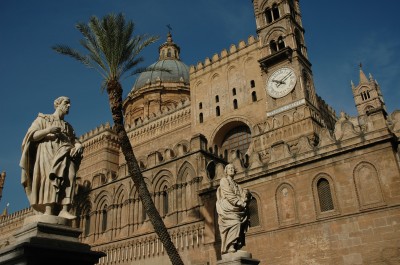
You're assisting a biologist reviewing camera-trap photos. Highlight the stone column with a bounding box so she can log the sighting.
[0,215,105,265]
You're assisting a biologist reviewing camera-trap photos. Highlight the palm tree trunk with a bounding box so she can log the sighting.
[106,80,184,265]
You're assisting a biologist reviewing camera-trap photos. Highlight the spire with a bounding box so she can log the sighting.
[359,63,369,84]
[1,203,9,217]
[158,26,181,61]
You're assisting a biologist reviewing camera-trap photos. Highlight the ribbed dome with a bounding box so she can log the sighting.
[132,59,189,90]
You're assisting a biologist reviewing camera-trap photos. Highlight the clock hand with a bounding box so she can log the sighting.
[272,79,285,85]
[280,72,292,83]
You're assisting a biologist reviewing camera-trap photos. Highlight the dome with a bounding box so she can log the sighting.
[131,32,190,91]
[132,59,189,90]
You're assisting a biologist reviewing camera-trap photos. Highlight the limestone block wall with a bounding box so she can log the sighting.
[189,36,266,141]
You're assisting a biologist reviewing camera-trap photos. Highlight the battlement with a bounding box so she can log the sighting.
[127,102,191,145]
[79,122,115,142]
[189,35,258,74]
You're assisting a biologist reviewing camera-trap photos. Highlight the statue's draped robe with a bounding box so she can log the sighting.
[20,113,78,212]
[216,176,249,253]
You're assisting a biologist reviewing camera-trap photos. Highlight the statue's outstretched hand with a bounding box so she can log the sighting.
[70,143,83,158]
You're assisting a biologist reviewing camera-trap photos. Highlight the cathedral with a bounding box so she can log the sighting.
[1,0,400,264]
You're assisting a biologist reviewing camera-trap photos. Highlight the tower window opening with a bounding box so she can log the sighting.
[250,80,255,88]
[216,106,221,116]
[270,40,278,53]
[272,4,280,20]
[233,99,238,109]
[232,88,236,96]
[167,48,171,57]
[199,113,203,123]
[199,102,203,109]
[265,8,273,24]
[215,95,219,103]
[278,36,285,50]
[252,91,257,102]
[265,4,280,25]
[361,91,370,101]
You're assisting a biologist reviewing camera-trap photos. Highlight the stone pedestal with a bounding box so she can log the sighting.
[217,251,260,265]
[0,215,105,265]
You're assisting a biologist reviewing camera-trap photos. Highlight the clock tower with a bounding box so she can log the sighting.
[252,0,336,146]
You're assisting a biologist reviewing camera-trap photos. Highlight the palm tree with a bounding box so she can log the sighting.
[53,13,184,265]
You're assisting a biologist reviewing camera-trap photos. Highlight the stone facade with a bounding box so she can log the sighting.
[1,1,400,264]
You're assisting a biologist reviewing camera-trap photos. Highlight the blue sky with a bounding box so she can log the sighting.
[1,1,399,213]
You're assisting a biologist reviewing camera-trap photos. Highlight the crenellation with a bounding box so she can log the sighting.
[190,35,259,74]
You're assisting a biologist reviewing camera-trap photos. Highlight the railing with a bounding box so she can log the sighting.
[94,223,204,264]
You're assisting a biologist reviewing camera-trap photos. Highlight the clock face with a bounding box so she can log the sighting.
[266,67,297,98]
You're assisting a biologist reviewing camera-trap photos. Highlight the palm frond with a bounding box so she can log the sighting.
[52,45,91,67]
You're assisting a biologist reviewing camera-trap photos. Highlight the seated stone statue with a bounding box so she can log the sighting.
[216,164,252,254]
[20,96,83,219]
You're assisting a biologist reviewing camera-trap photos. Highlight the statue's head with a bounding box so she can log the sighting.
[224,164,236,176]
[54,96,70,116]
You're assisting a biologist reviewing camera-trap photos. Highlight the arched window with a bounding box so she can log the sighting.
[265,4,280,25]
[84,214,90,236]
[248,197,260,227]
[216,106,220,116]
[215,95,219,103]
[252,91,257,102]
[272,4,280,20]
[101,205,108,232]
[295,29,302,52]
[250,80,255,88]
[233,99,238,109]
[277,36,285,50]
[199,113,203,123]
[265,8,273,24]
[232,88,236,96]
[317,178,334,212]
[206,161,216,180]
[141,202,147,222]
[162,186,169,216]
[199,102,203,109]
[270,40,278,53]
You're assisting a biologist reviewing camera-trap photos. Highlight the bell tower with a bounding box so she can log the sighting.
[352,66,386,117]
[252,0,335,145]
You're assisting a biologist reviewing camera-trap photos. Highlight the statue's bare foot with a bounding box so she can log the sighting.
[44,205,52,215]
[58,210,76,220]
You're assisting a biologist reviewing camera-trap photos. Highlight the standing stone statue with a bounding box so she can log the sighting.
[20,96,83,219]
[216,164,252,254]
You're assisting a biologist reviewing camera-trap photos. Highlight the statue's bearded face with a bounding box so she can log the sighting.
[58,99,70,115]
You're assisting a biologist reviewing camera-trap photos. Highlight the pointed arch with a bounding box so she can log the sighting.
[176,161,199,221]
[153,171,173,217]
[93,190,112,236]
[113,184,129,235]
